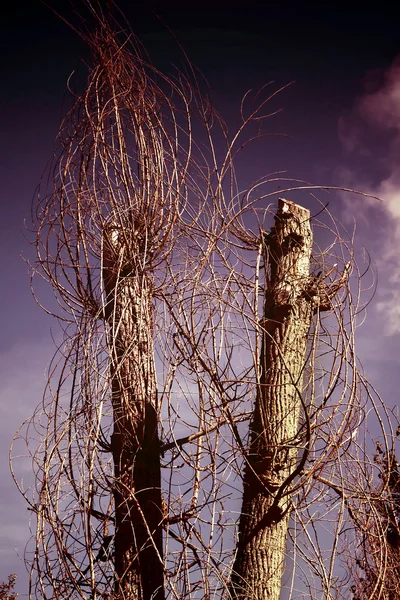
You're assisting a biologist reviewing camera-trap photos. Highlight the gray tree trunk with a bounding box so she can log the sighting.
[103,228,164,600]
[230,199,314,600]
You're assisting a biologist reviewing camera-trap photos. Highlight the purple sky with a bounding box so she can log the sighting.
[2,1,400,595]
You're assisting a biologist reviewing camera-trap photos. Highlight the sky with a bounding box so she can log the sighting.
[1,1,400,595]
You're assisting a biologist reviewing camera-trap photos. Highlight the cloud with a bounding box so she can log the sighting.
[358,58,400,132]
[338,56,400,334]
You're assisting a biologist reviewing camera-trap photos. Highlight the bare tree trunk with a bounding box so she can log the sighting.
[230,199,314,600]
[103,228,164,600]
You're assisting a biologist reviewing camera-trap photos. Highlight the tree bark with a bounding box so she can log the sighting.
[103,227,164,600]
[230,199,314,600]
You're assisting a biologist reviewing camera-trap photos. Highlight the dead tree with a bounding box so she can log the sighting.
[229,198,351,599]
[103,226,164,599]
[10,4,394,600]
[10,8,198,598]
[229,199,315,599]
[343,449,400,600]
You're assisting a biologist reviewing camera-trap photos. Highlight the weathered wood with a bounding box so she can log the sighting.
[103,226,164,600]
[230,199,314,600]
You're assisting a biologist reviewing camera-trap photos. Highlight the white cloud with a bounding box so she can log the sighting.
[358,57,400,132]
[338,56,400,334]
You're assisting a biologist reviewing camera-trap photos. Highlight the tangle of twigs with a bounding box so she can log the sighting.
[10,3,395,599]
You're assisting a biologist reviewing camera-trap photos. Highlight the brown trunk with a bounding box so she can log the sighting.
[230,199,314,600]
[103,228,164,600]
